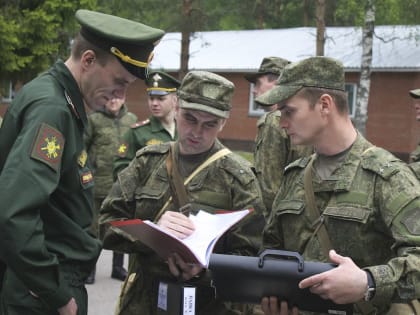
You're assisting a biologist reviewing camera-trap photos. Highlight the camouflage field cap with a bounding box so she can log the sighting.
[244,57,290,83]
[409,89,420,99]
[178,71,234,118]
[256,56,345,106]
[75,9,164,80]
[146,71,181,96]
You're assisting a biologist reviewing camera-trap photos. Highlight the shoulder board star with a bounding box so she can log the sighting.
[131,119,150,129]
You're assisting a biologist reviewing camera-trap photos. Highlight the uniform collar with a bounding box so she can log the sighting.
[49,60,88,128]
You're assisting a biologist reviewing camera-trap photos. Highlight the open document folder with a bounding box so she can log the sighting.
[111,209,251,267]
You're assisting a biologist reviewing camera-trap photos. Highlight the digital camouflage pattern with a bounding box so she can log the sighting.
[255,57,345,106]
[85,105,137,198]
[410,143,420,163]
[178,71,234,118]
[244,57,290,83]
[99,140,265,315]
[262,134,420,315]
[113,115,177,178]
[254,110,312,213]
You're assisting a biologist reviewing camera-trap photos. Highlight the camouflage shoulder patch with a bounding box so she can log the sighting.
[135,142,170,158]
[361,147,400,180]
[130,119,150,129]
[117,141,129,157]
[31,123,65,172]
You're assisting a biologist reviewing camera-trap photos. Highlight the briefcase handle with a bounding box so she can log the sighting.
[258,249,304,272]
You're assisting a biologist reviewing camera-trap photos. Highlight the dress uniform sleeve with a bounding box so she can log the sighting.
[0,103,73,309]
[364,162,420,305]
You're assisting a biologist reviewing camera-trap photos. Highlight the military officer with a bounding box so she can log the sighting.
[0,9,163,315]
[246,57,312,213]
[99,70,265,315]
[113,71,180,178]
[256,57,420,315]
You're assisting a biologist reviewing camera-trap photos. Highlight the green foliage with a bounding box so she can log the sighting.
[0,0,97,82]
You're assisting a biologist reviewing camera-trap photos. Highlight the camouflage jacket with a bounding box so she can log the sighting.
[263,134,420,315]
[84,106,137,197]
[254,110,312,213]
[113,115,177,179]
[99,140,265,315]
[410,142,420,163]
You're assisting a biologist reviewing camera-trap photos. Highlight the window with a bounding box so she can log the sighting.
[0,80,13,103]
[248,82,358,117]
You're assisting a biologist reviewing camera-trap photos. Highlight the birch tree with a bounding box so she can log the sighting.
[353,0,375,135]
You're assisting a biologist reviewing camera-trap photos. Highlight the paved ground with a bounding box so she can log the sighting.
[86,249,128,315]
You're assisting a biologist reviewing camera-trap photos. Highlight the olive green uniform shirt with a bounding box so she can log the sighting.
[254,110,312,213]
[263,134,420,315]
[0,60,101,311]
[113,115,177,179]
[100,140,265,315]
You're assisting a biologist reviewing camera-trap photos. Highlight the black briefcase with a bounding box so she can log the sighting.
[208,250,353,315]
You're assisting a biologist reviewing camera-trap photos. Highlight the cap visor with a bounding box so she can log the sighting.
[148,90,169,96]
[179,99,229,118]
[255,85,301,106]
[244,73,258,83]
[409,89,420,99]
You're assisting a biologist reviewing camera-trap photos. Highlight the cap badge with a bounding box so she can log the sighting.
[152,73,162,88]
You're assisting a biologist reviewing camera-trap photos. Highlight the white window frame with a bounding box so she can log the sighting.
[248,82,358,118]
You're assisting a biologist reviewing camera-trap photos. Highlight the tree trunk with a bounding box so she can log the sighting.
[179,0,193,80]
[353,0,375,136]
[303,0,309,26]
[315,0,326,56]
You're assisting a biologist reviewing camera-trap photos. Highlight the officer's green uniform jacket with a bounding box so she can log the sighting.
[0,60,101,311]
[100,140,265,315]
[113,115,177,179]
[262,134,420,315]
[85,106,137,198]
[254,110,312,213]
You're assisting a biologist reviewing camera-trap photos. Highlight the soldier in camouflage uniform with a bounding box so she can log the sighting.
[84,97,137,283]
[255,57,420,315]
[99,70,265,315]
[408,89,420,163]
[246,57,312,213]
[113,71,180,178]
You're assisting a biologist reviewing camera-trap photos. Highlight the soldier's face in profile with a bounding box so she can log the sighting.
[175,107,226,155]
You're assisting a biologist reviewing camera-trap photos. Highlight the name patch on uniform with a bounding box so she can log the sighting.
[117,141,129,157]
[81,170,94,185]
[31,123,65,172]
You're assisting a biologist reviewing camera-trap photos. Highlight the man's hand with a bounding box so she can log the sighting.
[58,297,78,315]
[299,249,367,304]
[261,297,298,315]
[167,252,204,281]
[157,211,195,239]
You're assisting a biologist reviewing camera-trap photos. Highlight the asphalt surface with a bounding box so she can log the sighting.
[86,249,128,315]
